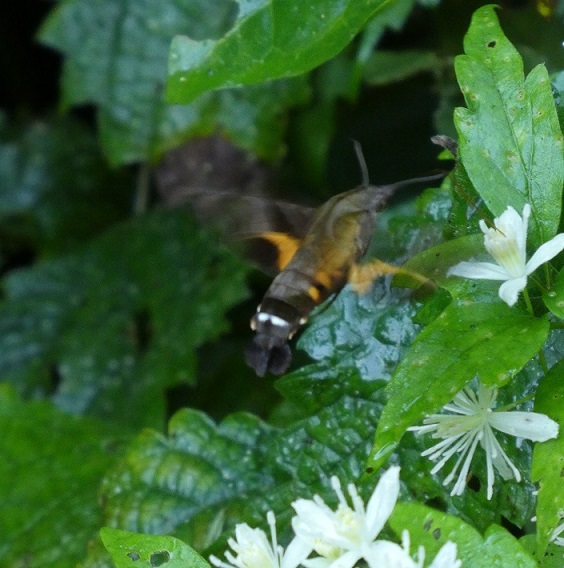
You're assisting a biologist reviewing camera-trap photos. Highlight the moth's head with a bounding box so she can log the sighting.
[245,312,298,376]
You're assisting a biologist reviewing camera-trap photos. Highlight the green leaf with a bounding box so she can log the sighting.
[390,502,482,560]
[396,233,487,297]
[539,542,564,568]
[0,117,132,254]
[39,0,309,164]
[0,386,130,568]
[454,5,564,249]
[363,50,440,86]
[100,409,278,537]
[367,299,550,471]
[552,70,564,131]
[531,360,564,555]
[167,0,393,103]
[0,210,248,427]
[478,525,537,568]
[356,0,416,63]
[96,370,388,552]
[274,368,388,483]
[390,503,537,568]
[286,0,420,186]
[100,528,209,568]
[543,266,564,319]
[297,284,421,377]
[298,191,451,376]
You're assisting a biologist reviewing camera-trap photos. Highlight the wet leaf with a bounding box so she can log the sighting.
[39,0,309,164]
[0,210,248,427]
[100,528,209,568]
[390,503,537,567]
[531,360,564,555]
[0,386,130,568]
[368,300,549,471]
[168,0,394,103]
[454,5,564,249]
[0,117,132,254]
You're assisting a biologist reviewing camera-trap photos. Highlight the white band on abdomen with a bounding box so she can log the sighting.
[256,312,290,328]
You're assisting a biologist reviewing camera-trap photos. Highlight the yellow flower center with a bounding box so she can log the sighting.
[482,221,526,278]
[236,539,274,568]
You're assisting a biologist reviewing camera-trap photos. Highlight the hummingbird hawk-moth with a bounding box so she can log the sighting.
[245,170,444,377]
[156,137,443,378]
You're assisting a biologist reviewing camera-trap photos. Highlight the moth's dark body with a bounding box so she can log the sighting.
[246,183,398,377]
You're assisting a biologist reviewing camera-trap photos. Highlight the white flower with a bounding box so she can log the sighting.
[291,466,401,568]
[290,467,462,568]
[210,511,311,568]
[447,204,564,306]
[408,381,559,500]
[551,519,564,547]
[425,540,462,568]
[367,531,461,568]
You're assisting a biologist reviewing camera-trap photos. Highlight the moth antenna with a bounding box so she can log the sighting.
[352,139,370,186]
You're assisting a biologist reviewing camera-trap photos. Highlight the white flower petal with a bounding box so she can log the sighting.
[365,466,400,540]
[498,205,525,231]
[323,549,362,568]
[213,512,307,568]
[447,204,564,306]
[414,380,551,500]
[282,536,313,568]
[488,411,559,441]
[481,205,528,276]
[447,434,481,496]
[428,541,462,568]
[365,540,417,568]
[447,261,510,281]
[551,521,564,547]
[525,233,564,275]
[488,429,521,483]
[291,498,346,547]
[516,204,530,256]
[498,276,527,306]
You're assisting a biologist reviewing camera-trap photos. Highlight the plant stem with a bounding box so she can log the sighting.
[522,288,534,316]
[522,289,548,373]
[537,348,549,374]
[134,163,151,215]
[497,391,536,412]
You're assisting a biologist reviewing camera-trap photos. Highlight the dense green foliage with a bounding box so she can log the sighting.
[1,1,563,567]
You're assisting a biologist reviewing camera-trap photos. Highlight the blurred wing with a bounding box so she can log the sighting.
[155,137,316,275]
[244,231,303,274]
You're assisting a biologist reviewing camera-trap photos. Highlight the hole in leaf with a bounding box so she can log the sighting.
[501,516,523,538]
[433,528,441,540]
[424,520,433,532]
[487,40,496,47]
[150,550,170,567]
[0,231,37,277]
[365,466,374,474]
[467,473,480,493]
[130,308,152,354]
[424,497,447,511]
[127,551,140,561]
[48,363,63,395]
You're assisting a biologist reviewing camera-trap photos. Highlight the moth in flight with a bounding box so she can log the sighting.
[245,146,444,376]
[155,137,443,378]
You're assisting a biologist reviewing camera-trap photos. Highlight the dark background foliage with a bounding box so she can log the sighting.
[0,1,563,567]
